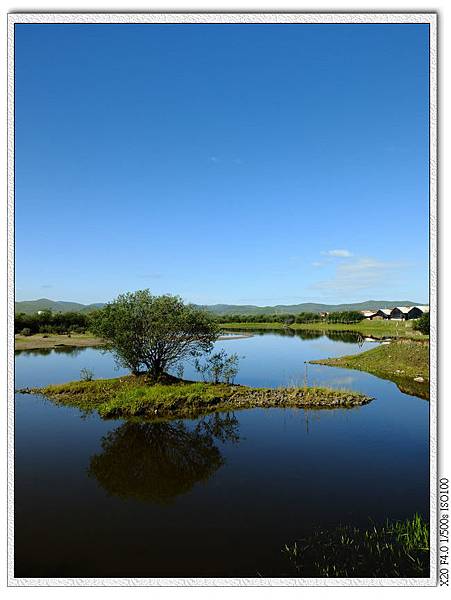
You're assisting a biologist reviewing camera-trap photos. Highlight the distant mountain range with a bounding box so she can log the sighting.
[15,298,424,316]
[195,300,424,316]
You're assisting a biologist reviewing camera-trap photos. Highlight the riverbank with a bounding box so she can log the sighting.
[19,376,373,420]
[310,339,429,399]
[219,320,426,339]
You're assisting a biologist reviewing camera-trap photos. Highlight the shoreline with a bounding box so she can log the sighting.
[310,339,430,399]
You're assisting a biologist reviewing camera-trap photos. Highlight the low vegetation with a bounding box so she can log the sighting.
[283,513,429,578]
[311,339,429,399]
[19,375,373,420]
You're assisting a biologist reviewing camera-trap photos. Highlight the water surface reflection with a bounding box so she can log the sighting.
[89,413,240,504]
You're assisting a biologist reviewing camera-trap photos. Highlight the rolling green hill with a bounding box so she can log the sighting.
[15,299,105,314]
[15,298,423,316]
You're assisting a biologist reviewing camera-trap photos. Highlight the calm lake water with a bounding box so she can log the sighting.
[14,331,429,578]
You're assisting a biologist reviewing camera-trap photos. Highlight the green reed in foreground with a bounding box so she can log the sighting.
[283,514,429,578]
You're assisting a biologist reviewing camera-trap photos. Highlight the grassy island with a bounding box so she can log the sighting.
[19,376,373,420]
[310,339,429,399]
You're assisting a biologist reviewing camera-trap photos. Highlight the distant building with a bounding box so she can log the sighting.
[360,305,429,321]
[390,307,411,320]
[405,306,424,320]
[374,309,392,320]
[415,305,430,314]
[361,310,377,320]
[391,306,429,320]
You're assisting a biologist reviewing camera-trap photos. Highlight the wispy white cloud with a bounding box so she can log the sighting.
[321,249,353,258]
[208,156,244,165]
[311,261,324,268]
[310,257,409,296]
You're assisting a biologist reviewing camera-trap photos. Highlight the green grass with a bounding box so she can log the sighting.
[283,514,429,578]
[311,339,429,399]
[19,375,373,420]
[220,320,427,339]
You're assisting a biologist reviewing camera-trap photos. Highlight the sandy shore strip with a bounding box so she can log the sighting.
[15,333,104,350]
[218,332,253,340]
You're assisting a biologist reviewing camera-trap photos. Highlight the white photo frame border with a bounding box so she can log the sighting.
[7,11,438,587]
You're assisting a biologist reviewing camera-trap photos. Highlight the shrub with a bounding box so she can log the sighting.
[194,350,241,384]
[20,328,32,336]
[295,312,324,324]
[413,312,430,335]
[80,368,94,382]
[326,311,364,324]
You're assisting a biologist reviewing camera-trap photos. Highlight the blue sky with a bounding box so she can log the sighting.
[15,23,429,305]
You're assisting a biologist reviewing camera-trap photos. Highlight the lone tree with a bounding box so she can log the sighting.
[91,290,219,378]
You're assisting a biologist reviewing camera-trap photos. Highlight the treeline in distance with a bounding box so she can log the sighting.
[216,311,365,325]
[15,308,365,336]
[15,310,91,335]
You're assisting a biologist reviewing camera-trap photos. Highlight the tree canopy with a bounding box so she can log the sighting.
[90,290,219,378]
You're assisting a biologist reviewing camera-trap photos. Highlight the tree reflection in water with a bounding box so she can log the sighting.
[88,412,240,504]
[248,328,366,343]
[15,345,86,357]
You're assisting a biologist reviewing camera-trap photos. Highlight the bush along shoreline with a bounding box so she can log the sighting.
[18,375,373,421]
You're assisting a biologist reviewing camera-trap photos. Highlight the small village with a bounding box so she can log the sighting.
[360,305,429,321]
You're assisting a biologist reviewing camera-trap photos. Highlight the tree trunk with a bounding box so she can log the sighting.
[149,359,165,381]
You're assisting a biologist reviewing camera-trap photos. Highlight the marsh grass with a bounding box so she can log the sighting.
[283,514,429,578]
